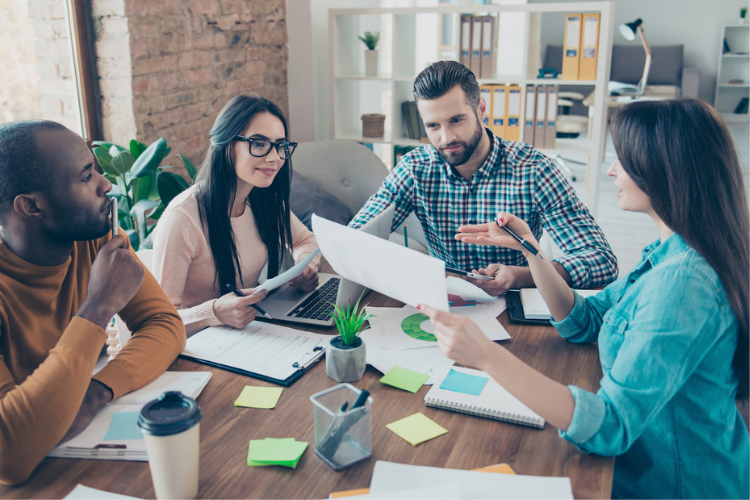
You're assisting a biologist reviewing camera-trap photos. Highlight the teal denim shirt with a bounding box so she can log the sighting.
[552,234,749,499]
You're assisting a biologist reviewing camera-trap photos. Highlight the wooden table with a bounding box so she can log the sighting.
[0,293,613,499]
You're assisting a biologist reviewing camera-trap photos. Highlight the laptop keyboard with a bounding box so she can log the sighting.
[288,277,340,321]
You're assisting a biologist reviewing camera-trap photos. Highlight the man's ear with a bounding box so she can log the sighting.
[13,193,45,220]
[477,96,488,123]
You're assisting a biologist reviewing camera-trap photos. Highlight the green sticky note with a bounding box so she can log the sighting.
[234,386,284,409]
[386,412,448,446]
[379,366,429,393]
[247,438,308,468]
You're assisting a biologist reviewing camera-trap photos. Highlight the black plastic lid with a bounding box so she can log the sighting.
[138,391,201,436]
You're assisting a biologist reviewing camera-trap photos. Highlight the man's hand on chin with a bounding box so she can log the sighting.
[58,379,113,446]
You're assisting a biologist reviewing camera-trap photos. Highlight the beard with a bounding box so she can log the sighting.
[436,118,484,167]
[45,194,112,243]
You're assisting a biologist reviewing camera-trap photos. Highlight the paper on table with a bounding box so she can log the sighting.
[369,461,574,499]
[312,215,449,311]
[253,248,320,294]
[386,413,448,446]
[360,328,454,385]
[64,485,141,500]
[445,276,496,302]
[520,288,599,320]
[346,483,462,499]
[235,386,283,409]
[116,371,212,405]
[380,366,430,393]
[439,369,488,396]
[102,412,142,441]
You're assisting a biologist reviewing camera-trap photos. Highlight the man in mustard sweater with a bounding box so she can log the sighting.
[0,120,186,484]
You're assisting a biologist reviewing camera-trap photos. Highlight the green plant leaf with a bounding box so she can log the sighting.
[179,154,197,180]
[146,171,160,201]
[149,203,165,221]
[92,141,126,152]
[129,139,148,160]
[93,147,118,177]
[129,137,168,181]
[132,176,151,203]
[111,150,136,176]
[129,198,159,219]
[157,171,190,208]
[126,229,139,251]
[115,176,130,206]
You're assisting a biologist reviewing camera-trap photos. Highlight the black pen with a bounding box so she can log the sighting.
[225,284,272,319]
[495,217,545,260]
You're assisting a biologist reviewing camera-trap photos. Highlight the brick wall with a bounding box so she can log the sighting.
[90,0,290,170]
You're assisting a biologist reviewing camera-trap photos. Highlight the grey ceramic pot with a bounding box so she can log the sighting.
[326,336,366,383]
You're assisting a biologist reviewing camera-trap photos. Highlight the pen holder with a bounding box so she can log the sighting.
[310,383,373,471]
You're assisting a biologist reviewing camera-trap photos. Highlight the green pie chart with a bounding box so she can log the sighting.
[401,313,437,342]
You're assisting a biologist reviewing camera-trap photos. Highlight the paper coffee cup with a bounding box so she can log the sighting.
[138,391,201,499]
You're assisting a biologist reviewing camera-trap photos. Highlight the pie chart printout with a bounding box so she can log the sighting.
[401,313,437,343]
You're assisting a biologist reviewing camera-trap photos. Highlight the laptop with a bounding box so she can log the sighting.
[259,204,396,327]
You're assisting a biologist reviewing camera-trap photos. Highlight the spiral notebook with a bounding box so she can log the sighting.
[424,367,545,429]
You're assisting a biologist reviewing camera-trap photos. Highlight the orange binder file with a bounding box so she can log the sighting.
[579,13,600,80]
[480,84,493,128]
[544,85,558,149]
[562,14,583,80]
[534,85,547,148]
[491,85,506,139]
[480,16,494,79]
[505,85,521,142]
[523,85,536,146]
[471,16,482,76]
[460,14,472,69]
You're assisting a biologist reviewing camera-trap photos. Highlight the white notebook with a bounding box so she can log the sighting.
[424,366,545,429]
[519,288,599,320]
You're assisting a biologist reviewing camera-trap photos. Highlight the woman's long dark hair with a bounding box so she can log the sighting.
[195,95,293,291]
[611,98,749,399]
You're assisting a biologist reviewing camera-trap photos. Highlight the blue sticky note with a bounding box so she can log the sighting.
[439,369,488,396]
[103,412,143,441]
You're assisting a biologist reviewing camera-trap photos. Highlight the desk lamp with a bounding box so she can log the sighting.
[619,18,651,95]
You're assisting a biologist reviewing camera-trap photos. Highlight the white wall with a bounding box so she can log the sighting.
[286,0,315,142]
[529,0,750,104]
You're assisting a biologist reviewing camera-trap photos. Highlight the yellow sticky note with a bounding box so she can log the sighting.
[386,412,447,446]
[234,386,283,409]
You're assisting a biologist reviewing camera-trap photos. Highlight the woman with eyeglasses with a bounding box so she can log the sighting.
[152,95,319,335]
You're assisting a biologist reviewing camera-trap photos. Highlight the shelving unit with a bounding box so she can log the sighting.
[329,2,614,217]
[715,25,750,123]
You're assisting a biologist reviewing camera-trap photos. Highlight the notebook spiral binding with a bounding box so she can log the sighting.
[425,398,545,429]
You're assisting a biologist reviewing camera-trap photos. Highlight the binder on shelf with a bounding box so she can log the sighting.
[579,13,600,80]
[544,86,558,149]
[523,85,536,146]
[505,85,521,142]
[534,85,547,148]
[460,14,472,69]
[480,16,494,79]
[471,16,482,76]
[480,84,493,128]
[394,145,417,167]
[491,85,507,139]
[416,106,429,143]
[562,13,583,80]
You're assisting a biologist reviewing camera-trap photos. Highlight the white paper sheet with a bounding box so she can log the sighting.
[366,305,510,350]
[65,484,140,500]
[116,372,212,405]
[369,461,574,499]
[445,276,496,303]
[348,482,462,499]
[254,248,320,294]
[312,215,449,311]
[360,328,454,385]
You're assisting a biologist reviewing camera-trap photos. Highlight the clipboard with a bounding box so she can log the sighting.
[505,290,551,326]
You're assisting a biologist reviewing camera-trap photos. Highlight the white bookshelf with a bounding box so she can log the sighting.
[329,2,614,217]
[715,25,750,124]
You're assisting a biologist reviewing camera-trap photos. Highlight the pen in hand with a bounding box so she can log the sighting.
[495,217,545,260]
[225,284,272,319]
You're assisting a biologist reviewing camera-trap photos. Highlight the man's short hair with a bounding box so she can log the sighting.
[0,120,63,219]
[413,61,480,108]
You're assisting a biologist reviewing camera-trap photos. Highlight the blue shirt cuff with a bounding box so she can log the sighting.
[550,290,589,338]
[558,385,607,446]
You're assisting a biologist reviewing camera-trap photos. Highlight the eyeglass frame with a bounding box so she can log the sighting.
[234,135,298,159]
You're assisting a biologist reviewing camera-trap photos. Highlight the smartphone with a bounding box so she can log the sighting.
[445,266,495,281]
[110,197,118,237]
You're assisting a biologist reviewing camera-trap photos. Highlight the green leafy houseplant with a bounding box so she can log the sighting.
[330,296,370,348]
[92,138,196,250]
[358,31,380,51]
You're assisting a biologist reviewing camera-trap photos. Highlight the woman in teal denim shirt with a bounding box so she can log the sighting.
[418,99,749,499]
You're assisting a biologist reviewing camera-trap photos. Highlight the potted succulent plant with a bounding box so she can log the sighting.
[326,297,370,383]
[358,31,380,77]
[741,7,747,25]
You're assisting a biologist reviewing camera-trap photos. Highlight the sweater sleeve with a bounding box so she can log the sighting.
[290,212,321,270]
[152,203,222,335]
[0,317,105,485]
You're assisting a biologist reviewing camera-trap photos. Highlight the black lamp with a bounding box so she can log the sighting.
[619,18,651,95]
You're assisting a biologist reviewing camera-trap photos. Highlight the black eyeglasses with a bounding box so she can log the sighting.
[235,136,298,159]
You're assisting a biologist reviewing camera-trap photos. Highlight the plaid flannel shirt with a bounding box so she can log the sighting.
[349,131,618,288]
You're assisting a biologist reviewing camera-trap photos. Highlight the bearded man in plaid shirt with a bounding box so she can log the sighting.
[350,61,618,296]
